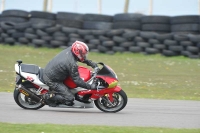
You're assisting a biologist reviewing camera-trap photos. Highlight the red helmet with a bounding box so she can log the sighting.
[71,41,89,62]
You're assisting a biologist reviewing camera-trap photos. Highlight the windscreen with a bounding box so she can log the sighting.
[97,65,117,79]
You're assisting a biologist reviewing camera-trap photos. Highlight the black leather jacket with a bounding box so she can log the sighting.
[43,47,96,89]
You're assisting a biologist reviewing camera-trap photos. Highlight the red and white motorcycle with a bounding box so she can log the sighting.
[14,60,127,113]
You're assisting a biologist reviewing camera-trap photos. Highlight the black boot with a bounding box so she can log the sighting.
[42,93,57,107]
[43,92,55,101]
[65,100,74,106]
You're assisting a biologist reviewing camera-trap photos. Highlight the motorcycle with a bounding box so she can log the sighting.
[13,60,128,113]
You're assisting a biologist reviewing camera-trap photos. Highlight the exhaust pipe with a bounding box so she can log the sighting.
[17,84,42,103]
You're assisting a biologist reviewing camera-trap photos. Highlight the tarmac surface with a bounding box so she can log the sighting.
[0,92,200,128]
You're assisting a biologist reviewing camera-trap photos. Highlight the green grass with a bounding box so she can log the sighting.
[0,123,199,133]
[1,44,200,100]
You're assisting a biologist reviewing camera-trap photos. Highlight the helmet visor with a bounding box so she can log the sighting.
[80,49,88,61]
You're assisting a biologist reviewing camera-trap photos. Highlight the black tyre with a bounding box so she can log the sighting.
[0,22,15,30]
[36,29,48,37]
[14,22,31,31]
[0,17,28,23]
[141,15,170,24]
[56,19,83,28]
[188,34,200,42]
[7,29,17,34]
[98,45,110,53]
[119,42,135,48]
[83,14,113,22]
[169,45,183,52]
[186,46,199,53]
[123,30,140,39]
[113,36,127,43]
[145,47,159,54]
[148,39,160,44]
[18,37,30,44]
[77,29,91,36]
[56,12,83,21]
[11,32,24,38]
[25,28,35,34]
[107,29,124,37]
[30,11,56,20]
[91,30,107,36]
[153,44,166,50]
[180,41,194,47]
[142,24,170,32]
[2,9,29,18]
[94,90,127,113]
[4,37,15,44]
[83,21,113,30]
[170,15,199,24]
[45,25,62,34]
[134,36,145,42]
[53,31,66,37]
[89,39,101,45]
[50,40,65,47]
[129,46,143,53]
[113,21,141,30]
[29,18,55,25]
[155,33,173,41]
[162,50,179,56]
[25,33,38,40]
[62,27,78,34]
[140,31,157,39]
[84,35,95,41]
[171,24,199,32]
[164,39,178,46]
[113,13,143,22]
[173,33,189,41]
[31,23,54,30]
[113,46,126,52]
[13,82,45,110]
[41,36,53,41]
[99,36,111,41]
[137,42,151,48]
[68,33,80,38]
[54,36,68,42]
[32,39,46,46]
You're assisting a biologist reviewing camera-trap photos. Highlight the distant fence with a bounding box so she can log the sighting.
[0,9,200,59]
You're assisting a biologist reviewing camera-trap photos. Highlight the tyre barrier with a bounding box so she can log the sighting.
[0,10,200,59]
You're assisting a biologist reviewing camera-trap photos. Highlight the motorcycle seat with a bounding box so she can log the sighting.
[21,64,40,75]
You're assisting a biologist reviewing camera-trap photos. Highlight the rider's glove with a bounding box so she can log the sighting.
[84,60,98,68]
[90,82,97,90]
[90,79,98,90]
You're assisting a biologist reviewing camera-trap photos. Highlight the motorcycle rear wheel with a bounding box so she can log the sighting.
[94,90,127,113]
[13,82,45,110]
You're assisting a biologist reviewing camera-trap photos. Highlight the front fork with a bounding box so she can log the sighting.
[104,86,121,103]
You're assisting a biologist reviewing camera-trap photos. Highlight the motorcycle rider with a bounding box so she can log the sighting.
[42,41,98,106]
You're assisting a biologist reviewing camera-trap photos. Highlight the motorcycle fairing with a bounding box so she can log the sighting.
[64,66,92,89]
[96,64,118,88]
[96,76,118,88]
[77,85,122,102]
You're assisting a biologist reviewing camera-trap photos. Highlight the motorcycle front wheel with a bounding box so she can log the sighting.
[13,82,45,110]
[94,90,127,113]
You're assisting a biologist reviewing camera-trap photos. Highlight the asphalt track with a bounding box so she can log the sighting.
[0,92,200,128]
